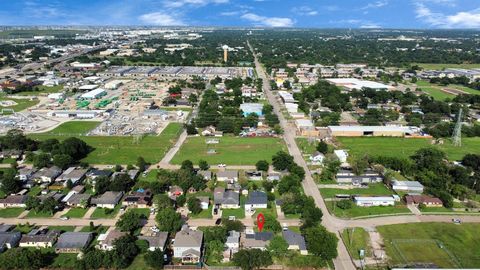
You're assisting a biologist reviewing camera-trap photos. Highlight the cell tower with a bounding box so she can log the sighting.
[452,108,462,147]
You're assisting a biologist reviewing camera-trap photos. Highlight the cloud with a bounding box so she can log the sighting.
[361,0,389,10]
[241,13,294,27]
[414,2,480,28]
[292,6,318,16]
[360,23,382,28]
[139,12,185,25]
[163,0,229,9]
[220,11,240,16]
[23,1,65,19]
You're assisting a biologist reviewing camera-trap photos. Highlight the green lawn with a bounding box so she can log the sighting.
[17,85,64,96]
[90,205,121,219]
[296,138,318,155]
[14,224,35,233]
[137,170,158,183]
[172,136,286,165]
[126,254,153,270]
[63,207,88,218]
[414,63,480,70]
[448,84,480,95]
[44,121,101,135]
[222,208,245,219]
[189,205,213,219]
[326,201,411,218]
[26,210,54,218]
[0,208,24,218]
[416,81,455,100]
[30,122,183,164]
[49,253,78,269]
[48,226,75,232]
[378,223,480,268]
[0,96,39,113]
[319,183,394,199]
[27,186,42,196]
[337,137,480,161]
[342,228,371,260]
[128,208,151,218]
[80,225,109,234]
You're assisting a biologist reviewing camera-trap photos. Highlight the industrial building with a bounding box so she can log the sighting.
[326,78,394,91]
[240,103,263,117]
[81,88,107,99]
[328,125,422,137]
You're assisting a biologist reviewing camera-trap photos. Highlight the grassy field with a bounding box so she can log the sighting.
[320,184,394,199]
[448,84,480,95]
[26,210,54,218]
[48,226,75,232]
[342,228,371,260]
[189,205,213,219]
[0,96,39,113]
[378,223,480,268]
[17,85,64,96]
[326,202,411,218]
[0,208,24,218]
[171,136,286,165]
[416,81,455,100]
[62,208,88,218]
[30,122,183,164]
[336,137,480,161]
[43,121,101,135]
[49,253,78,269]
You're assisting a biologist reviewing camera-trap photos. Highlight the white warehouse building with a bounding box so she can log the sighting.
[81,88,107,99]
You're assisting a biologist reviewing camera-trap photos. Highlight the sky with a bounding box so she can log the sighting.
[0,0,480,29]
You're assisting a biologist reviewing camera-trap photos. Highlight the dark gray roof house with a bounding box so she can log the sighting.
[245,191,268,205]
[139,232,169,251]
[86,169,112,179]
[214,188,239,208]
[55,232,93,253]
[197,170,212,180]
[90,191,124,209]
[0,232,21,252]
[282,229,308,255]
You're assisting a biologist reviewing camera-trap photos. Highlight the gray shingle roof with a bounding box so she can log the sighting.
[55,232,92,249]
[282,229,307,250]
[245,191,267,205]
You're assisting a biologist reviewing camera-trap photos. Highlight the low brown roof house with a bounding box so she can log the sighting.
[139,232,169,251]
[97,229,127,251]
[122,189,152,208]
[20,229,60,248]
[0,195,28,208]
[405,195,443,207]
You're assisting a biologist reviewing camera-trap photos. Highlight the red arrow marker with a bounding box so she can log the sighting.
[257,213,265,232]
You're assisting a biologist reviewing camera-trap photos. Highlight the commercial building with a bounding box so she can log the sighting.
[81,88,107,99]
[328,125,422,137]
[354,195,399,207]
[326,78,394,91]
[391,180,424,193]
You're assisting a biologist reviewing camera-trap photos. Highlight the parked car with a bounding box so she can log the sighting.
[452,218,461,224]
[59,216,69,221]
[215,218,222,225]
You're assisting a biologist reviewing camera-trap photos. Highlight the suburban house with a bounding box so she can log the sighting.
[224,230,240,262]
[309,151,325,164]
[0,195,28,208]
[354,195,400,207]
[216,170,239,183]
[168,186,184,200]
[90,191,124,209]
[32,166,62,183]
[282,229,308,255]
[392,180,424,193]
[334,150,349,163]
[245,171,263,181]
[122,189,152,208]
[244,191,268,214]
[197,170,212,181]
[405,195,443,207]
[173,226,204,263]
[56,167,88,185]
[97,230,127,251]
[214,187,240,209]
[127,170,139,180]
[266,173,281,182]
[196,196,210,210]
[65,193,91,208]
[19,229,60,248]
[336,169,383,185]
[0,232,21,252]
[17,167,36,181]
[139,232,169,251]
[0,150,22,160]
[86,169,113,180]
[242,229,273,250]
[55,232,93,253]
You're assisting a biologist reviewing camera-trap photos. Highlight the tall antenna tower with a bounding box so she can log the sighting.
[452,108,462,147]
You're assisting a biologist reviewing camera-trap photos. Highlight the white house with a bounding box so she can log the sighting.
[354,196,397,207]
[391,180,424,193]
[334,150,349,163]
[244,191,268,214]
[309,151,325,164]
[173,226,204,263]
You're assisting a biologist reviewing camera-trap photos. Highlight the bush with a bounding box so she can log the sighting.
[336,200,353,210]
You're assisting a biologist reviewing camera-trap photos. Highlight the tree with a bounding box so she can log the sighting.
[153,194,173,209]
[155,208,183,233]
[351,156,369,176]
[33,153,51,168]
[0,170,20,195]
[58,137,91,160]
[144,249,164,269]
[336,200,353,209]
[316,141,328,154]
[109,174,134,192]
[199,160,209,171]
[52,154,73,169]
[181,160,194,172]
[267,236,289,258]
[187,197,202,215]
[260,213,281,233]
[305,226,338,260]
[66,179,73,190]
[232,249,272,270]
[42,197,59,214]
[94,176,110,195]
[112,235,139,268]
[301,199,323,229]
[0,247,48,269]
[116,210,142,233]
[255,160,269,172]
[205,240,224,264]
[176,194,186,207]
[222,219,244,232]
[25,196,41,211]
[136,157,147,172]
[272,151,294,171]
